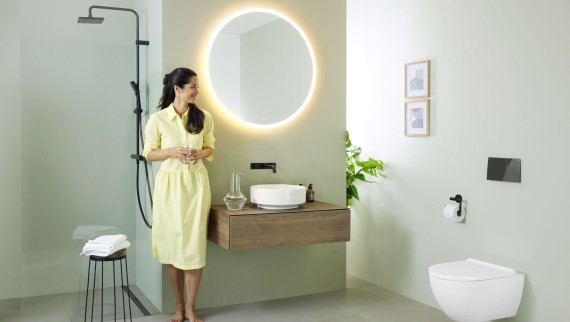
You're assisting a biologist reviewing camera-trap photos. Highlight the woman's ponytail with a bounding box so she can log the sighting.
[158,68,204,134]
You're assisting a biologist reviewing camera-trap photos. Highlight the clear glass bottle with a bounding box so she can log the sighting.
[223,173,247,210]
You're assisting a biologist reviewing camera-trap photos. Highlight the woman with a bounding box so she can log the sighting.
[142,67,214,322]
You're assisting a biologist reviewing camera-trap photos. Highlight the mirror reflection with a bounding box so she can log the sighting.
[207,9,315,127]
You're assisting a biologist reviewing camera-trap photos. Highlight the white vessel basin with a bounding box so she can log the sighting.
[250,184,306,209]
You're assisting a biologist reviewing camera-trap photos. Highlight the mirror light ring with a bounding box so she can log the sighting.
[205,8,317,129]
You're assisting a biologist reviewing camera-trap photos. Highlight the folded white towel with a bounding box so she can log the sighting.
[80,234,129,257]
[88,234,127,247]
[81,240,130,257]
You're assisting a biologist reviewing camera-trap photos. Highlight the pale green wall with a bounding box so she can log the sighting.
[161,0,347,310]
[0,0,22,301]
[134,0,163,311]
[15,0,139,297]
[347,0,570,321]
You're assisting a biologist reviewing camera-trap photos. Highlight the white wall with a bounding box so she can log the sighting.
[162,0,346,310]
[347,1,570,321]
[0,0,22,300]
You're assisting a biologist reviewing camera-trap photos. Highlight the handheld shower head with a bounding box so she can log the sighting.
[77,16,104,24]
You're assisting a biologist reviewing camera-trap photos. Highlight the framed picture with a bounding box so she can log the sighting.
[405,99,430,136]
[405,60,430,99]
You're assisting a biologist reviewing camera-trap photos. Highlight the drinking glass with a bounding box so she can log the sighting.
[184,143,195,164]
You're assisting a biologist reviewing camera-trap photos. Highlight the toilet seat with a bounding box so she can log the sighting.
[429,258,517,282]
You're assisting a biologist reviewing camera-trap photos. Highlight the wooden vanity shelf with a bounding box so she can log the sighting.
[208,201,350,251]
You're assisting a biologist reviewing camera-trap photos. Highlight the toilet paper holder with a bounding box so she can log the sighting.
[449,194,463,216]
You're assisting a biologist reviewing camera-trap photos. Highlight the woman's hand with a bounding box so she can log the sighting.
[177,147,201,164]
[169,147,192,163]
[186,147,213,164]
[185,148,196,164]
[146,146,212,164]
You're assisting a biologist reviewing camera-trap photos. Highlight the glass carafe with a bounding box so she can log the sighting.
[223,173,247,210]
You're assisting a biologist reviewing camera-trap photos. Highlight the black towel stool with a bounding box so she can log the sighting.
[84,248,132,322]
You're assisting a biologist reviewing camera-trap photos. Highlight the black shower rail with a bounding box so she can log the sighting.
[78,5,153,228]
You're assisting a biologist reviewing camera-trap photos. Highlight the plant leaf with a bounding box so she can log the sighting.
[345,130,383,206]
[347,184,359,200]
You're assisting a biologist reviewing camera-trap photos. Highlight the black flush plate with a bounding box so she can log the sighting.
[487,157,521,183]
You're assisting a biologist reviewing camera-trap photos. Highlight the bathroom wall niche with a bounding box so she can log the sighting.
[487,157,521,183]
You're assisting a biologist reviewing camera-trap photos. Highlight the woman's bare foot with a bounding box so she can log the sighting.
[185,308,202,322]
[170,309,185,322]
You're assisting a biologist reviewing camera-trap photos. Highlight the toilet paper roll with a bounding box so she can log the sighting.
[443,204,465,222]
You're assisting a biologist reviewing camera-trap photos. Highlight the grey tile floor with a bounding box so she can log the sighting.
[0,285,159,322]
[0,275,451,322]
[136,276,451,322]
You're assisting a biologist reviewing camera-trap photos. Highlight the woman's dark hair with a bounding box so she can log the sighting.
[159,67,204,134]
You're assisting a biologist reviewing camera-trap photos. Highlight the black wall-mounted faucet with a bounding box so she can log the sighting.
[251,162,277,173]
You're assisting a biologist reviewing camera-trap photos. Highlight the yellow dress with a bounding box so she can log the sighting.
[142,104,215,270]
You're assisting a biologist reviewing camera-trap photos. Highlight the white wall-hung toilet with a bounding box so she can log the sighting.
[429,258,524,322]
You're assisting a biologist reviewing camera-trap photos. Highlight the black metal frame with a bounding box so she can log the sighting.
[84,252,132,322]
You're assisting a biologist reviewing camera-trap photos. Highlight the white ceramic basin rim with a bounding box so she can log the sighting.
[250,184,306,209]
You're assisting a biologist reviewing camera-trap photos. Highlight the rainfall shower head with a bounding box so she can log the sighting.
[77,15,104,24]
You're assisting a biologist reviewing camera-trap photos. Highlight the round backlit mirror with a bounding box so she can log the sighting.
[206,8,316,128]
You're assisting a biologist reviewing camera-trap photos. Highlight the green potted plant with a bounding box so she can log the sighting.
[346,131,384,206]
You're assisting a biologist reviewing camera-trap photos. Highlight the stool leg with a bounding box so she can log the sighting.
[91,262,97,322]
[125,258,132,321]
[120,260,126,321]
[113,261,116,322]
[84,259,91,322]
[101,262,104,322]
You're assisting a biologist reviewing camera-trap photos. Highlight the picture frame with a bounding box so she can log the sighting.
[405,99,430,137]
[405,60,430,99]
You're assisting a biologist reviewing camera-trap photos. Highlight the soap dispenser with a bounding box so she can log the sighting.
[306,184,315,202]
[223,173,247,210]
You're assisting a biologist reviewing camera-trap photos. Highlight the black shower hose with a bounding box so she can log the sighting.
[134,87,153,229]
